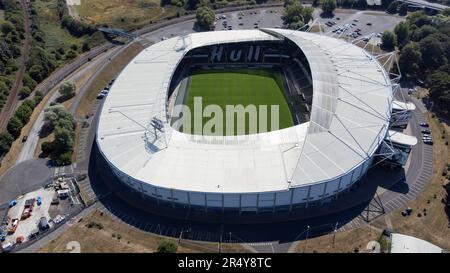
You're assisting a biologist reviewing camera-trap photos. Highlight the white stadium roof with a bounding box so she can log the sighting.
[97,29,393,194]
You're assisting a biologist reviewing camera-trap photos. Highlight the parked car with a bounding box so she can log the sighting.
[419,122,429,127]
[421,129,431,134]
[37,197,42,206]
[8,199,17,208]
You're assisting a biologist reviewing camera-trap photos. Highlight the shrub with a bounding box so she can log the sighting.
[156,240,178,253]
[7,115,24,139]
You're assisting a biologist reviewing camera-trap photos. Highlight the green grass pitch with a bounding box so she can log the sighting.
[183,69,294,136]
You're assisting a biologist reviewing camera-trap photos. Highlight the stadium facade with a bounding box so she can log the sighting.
[96,29,415,214]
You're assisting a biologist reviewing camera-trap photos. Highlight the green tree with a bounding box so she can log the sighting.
[53,127,75,154]
[15,103,33,124]
[387,1,399,13]
[19,86,31,98]
[398,43,422,78]
[426,71,450,108]
[156,240,178,253]
[394,21,410,47]
[195,6,215,30]
[0,132,13,153]
[186,0,200,10]
[322,0,337,15]
[342,0,355,8]
[381,0,394,8]
[381,30,397,50]
[0,21,15,35]
[419,36,447,70]
[43,104,74,131]
[282,2,314,29]
[411,25,438,42]
[58,81,76,99]
[398,3,408,16]
[356,0,367,9]
[7,115,24,139]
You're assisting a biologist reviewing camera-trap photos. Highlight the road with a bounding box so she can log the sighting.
[0,0,32,131]
[399,0,448,11]
[16,47,121,164]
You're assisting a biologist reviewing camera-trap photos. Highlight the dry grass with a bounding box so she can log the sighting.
[74,0,179,30]
[75,42,144,120]
[293,225,382,253]
[38,209,249,253]
[372,113,450,250]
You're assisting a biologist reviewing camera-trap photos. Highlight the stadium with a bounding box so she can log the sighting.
[96,29,400,216]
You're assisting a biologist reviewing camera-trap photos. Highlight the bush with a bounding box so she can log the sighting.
[322,0,337,15]
[19,86,31,98]
[58,81,76,100]
[0,132,13,153]
[41,141,54,156]
[14,103,33,124]
[381,30,397,50]
[7,115,24,139]
[156,240,178,253]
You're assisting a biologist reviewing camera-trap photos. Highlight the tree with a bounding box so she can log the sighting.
[195,6,215,30]
[7,115,23,139]
[41,141,54,156]
[398,43,422,78]
[387,1,399,13]
[282,1,314,29]
[53,127,75,154]
[186,0,200,10]
[19,86,31,98]
[419,36,447,70]
[15,103,33,124]
[58,81,76,99]
[342,0,355,8]
[322,0,337,15]
[411,25,438,42]
[394,21,410,47]
[381,0,394,8]
[398,3,408,16]
[356,0,367,9]
[426,71,450,109]
[0,21,15,35]
[55,151,72,166]
[43,104,74,132]
[156,240,178,253]
[0,132,13,153]
[381,31,397,50]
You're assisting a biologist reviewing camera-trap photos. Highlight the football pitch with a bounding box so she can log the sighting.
[183,69,293,136]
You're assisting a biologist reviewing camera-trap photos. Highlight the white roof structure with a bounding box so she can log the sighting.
[387,130,418,146]
[392,100,416,111]
[97,30,393,194]
[390,233,443,253]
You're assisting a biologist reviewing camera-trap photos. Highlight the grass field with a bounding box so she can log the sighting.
[182,69,293,136]
[74,0,180,30]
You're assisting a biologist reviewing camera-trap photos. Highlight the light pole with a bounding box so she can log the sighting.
[332,222,338,249]
[303,225,310,253]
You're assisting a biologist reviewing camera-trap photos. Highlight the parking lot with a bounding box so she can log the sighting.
[314,10,404,44]
[0,175,84,252]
